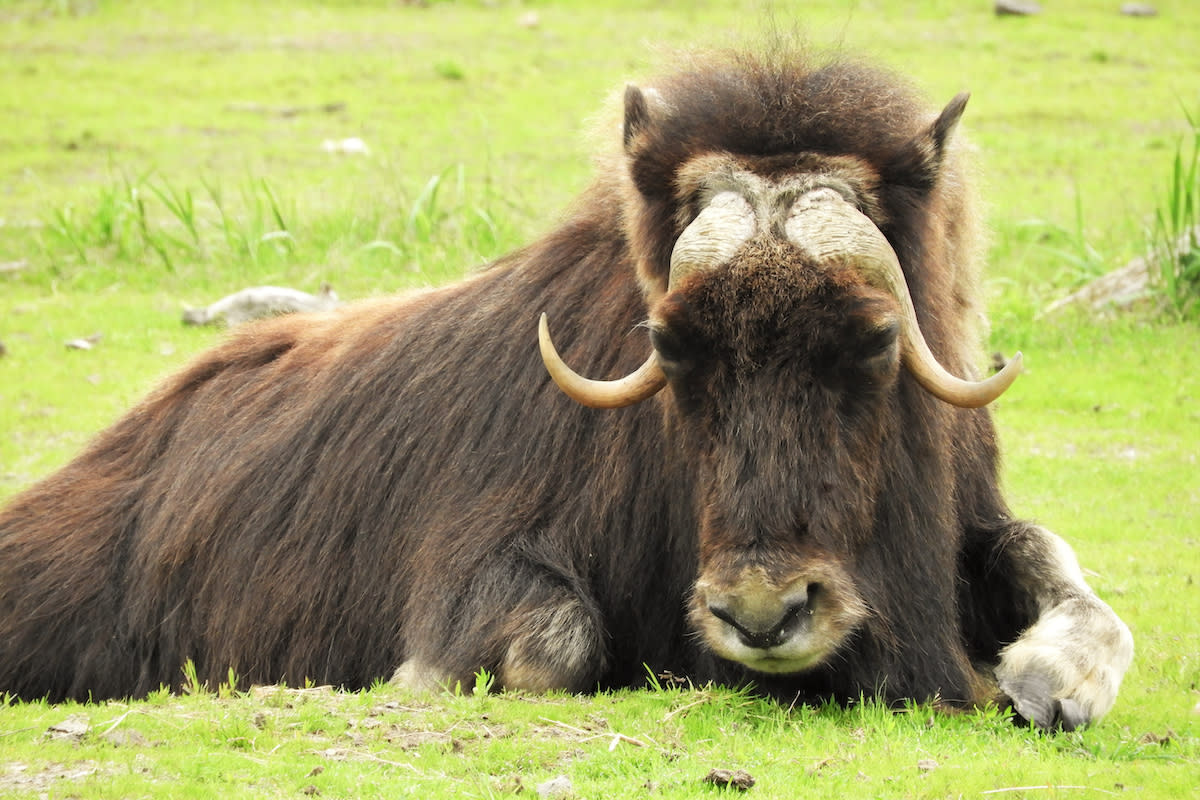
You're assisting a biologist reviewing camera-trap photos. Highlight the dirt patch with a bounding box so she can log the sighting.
[0,761,110,795]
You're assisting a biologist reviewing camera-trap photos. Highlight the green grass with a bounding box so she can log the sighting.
[1,0,1199,797]
[1,681,1193,799]
[1150,108,1200,317]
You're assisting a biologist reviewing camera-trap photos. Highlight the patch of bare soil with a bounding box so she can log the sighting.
[0,761,108,794]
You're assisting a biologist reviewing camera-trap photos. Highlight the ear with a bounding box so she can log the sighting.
[886,92,969,190]
[623,84,651,150]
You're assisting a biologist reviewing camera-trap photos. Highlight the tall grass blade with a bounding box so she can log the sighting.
[1150,108,1200,318]
[407,171,445,241]
[46,206,89,264]
[259,178,289,234]
[149,181,201,248]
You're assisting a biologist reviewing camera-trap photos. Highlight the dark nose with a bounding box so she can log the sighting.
[707,583,816,650]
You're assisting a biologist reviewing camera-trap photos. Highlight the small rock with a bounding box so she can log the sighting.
[46,715,91,742]
[995,0,1042,15]
[1138,729,1174,745]
[917,758,939,773]
[1120,3,1157,16]
[102,729,150,747]
[320,137,369,155]
[704,768,756,791]
[65,333,102,351]
[536,775,573,798]
[183,284,340,327]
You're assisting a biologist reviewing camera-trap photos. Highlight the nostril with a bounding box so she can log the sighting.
[708,602,764,647]
[781,599,809,625]
[707,602,739,630]
[779,583,817,623]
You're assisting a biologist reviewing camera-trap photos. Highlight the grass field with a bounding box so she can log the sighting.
[1,1,1198,797]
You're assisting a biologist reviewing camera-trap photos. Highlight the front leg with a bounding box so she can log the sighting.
[392,548,609,695]
[991,524,1133,730]
[393,588,608,694]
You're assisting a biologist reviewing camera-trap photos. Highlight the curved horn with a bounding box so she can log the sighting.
[539,191,754,409]
[785,190,1021,408]
[669,191,757,288]
[538,314,667,409]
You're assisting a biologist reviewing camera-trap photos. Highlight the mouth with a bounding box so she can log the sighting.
[700,624,840,675]
[735,652,826,675]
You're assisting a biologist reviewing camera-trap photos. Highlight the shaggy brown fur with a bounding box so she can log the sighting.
[0,51,1115,719]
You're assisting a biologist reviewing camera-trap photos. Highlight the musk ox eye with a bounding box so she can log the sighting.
[859,317,900,355]
[649,326,695,376]
[854,318,901,378]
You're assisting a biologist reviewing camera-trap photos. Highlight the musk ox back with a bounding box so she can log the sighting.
[0,49,1130,729]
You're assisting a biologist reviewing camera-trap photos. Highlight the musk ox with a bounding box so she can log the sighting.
[0,50,1131,729]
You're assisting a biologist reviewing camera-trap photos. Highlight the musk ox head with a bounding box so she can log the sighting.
[539,56,1021,679]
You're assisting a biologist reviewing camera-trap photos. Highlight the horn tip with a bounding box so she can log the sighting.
[1002,350,1024,378]
[980,350,1023,407]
